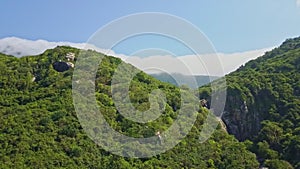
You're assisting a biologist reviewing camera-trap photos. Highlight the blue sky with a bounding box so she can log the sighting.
[1,0,300,54]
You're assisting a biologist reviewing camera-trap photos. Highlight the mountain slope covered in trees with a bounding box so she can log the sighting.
[0,47,259,168]
[199,37,300,168]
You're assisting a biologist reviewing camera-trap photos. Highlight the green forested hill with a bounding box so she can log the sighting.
[0,47,259,168]
[200,37,300,168]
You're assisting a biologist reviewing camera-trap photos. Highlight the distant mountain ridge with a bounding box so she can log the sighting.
[150,73,219,88]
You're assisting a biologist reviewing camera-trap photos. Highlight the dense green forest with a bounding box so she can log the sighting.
[0,47,258,168]
[0,36,299,168]
[199,37,300,168]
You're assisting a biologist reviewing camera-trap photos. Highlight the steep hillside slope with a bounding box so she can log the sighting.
[201,37,300,168]
[0,47,259,168]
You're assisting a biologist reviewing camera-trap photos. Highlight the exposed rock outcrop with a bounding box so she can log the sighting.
[52,53,75,72]
[200,99,209,108]
[221,89,274,141]
[52,61,71,72]
[65,52,75,61]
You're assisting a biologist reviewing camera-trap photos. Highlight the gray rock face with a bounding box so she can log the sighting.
[221,97,261,141]
[221,90,273,141]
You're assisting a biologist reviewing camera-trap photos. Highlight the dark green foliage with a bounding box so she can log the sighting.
[0,47,259,168]
[200,37,300,168]
[264,159,294,169]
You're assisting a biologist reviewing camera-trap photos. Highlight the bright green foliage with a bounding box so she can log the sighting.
[0,47,259,168]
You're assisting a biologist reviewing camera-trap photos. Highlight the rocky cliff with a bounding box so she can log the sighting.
[213,37,300,167]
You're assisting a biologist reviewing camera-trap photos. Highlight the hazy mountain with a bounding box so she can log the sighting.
[150,73,219,88]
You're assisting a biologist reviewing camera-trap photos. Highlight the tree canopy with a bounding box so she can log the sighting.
[0,46,259,168]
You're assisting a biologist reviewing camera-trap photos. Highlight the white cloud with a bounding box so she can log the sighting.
[0,37,272,76]
[125,48,272,76]
[297,0,300,7]
[0,37,125,59]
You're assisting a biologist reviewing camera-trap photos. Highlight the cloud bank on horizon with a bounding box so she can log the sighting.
[0,37,272,76]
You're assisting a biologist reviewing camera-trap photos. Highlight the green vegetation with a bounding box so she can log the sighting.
[199,37,300,168]
[1,36,299,168]
[0,47,259,168]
